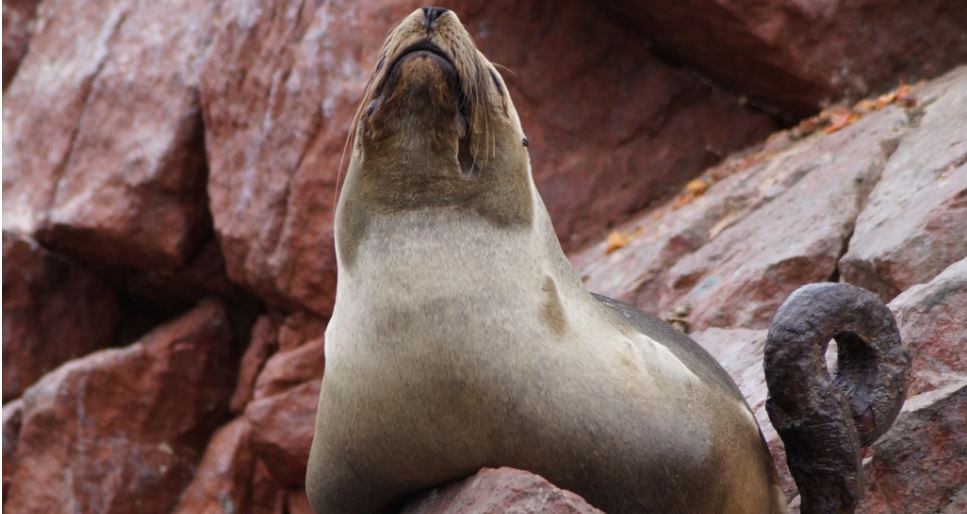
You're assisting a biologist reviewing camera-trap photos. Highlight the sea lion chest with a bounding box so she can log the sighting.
[327,212,555,379]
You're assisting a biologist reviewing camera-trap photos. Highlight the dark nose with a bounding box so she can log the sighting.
[422,6,448,26]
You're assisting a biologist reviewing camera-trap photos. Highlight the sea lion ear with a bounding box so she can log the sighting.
[522,136,529,148]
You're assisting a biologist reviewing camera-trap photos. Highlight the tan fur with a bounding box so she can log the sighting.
[307,8,788,513]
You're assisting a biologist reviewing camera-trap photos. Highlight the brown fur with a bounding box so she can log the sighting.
[307,8,787,514]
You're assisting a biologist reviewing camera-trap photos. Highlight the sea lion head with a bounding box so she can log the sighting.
[341,7,532,226]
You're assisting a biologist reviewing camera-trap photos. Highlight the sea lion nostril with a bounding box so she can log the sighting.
[422,6,448,26]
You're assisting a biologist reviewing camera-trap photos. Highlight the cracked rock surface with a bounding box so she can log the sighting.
[840,72,967,301]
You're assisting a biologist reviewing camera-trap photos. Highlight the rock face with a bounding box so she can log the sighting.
[840,69,967,301]
[656,106,906,330]
[403,467,604,514]
[578,103,910,331]
[3,0,216,270]
[170,309,327,513]
[201,0,774,315]
[2,399,23,497]
[170,419,256,514]
[608,0,967,116]
[245,379,321,489]
[887,257,967,397]
[3,302,235,514]
[1,0,39,88]
[578,68,967,335]
[2,230,120,401]
[858,381,967,514]
[230,315,280,414]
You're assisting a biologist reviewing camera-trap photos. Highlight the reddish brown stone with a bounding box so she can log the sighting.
[2,0,39,88]
[244,378,321,488]
[3,0,217,270]
[120,239,246,309]
[857,381,967,514]
[608,0,967,116]
[402,467,604,514]
[201,0,773,315]
[574,131,799,308]
[655,105,909,331]
[579,101,910,331]
[231,316,280,414]
[171,419,255,514]
[2,229,119,401]
[888,257,967,397]
[841,66,967,300]
[253,335,324,402]
[251,462,288,514]
[3,301,235,514]
[2,399,24,498]
[276,312,327,353]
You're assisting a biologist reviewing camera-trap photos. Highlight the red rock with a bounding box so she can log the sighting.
[251,462,288,514]
[201,0,773,315]
[3,399,23,497]
[655,105,910,330]
[3,301,235,514]
[120,239,247,309]
[230,315,280,414]
[2,0,39,88]
[244,378,321,488]
[577,102,901,330]
[3,0,217,270]
[840,66,967,300]
[856,381,967,514]
[574,132,799,308]
[888,257,967,397]
[171,419,256,514]
[2,229,119,401]
[276,312,326,353]
[178,438,288,514]
[402,467,604,514]
[253,332,324,401]
[608,0,967,116]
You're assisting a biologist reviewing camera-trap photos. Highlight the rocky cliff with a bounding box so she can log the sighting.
[3,1,965,513]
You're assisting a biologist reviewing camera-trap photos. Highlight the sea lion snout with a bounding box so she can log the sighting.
[371,44,463,127]
[421,6,449,28]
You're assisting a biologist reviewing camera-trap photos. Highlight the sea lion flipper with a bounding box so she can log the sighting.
[764,283,912,514]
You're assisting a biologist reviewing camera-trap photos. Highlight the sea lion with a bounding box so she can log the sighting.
[307,7,910,514]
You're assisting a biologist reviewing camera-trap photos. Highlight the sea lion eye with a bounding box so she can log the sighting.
[522,137,529,148]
